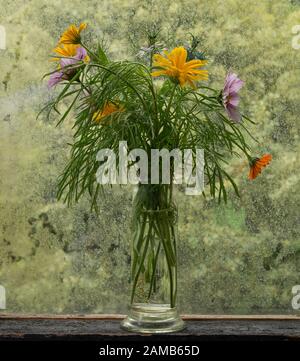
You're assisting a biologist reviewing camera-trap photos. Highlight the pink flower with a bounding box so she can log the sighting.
[222,72,244,123]
[48,71,64,88]
[60,47,88,67]
[48,47,88,88]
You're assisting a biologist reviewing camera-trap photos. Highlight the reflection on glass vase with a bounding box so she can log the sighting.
[121,184,185,333]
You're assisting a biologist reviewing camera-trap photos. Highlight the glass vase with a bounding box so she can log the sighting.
[121,184,185,333]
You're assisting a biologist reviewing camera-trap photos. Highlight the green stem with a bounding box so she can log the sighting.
[170,219,177,305]
[169,178,173,206]
[130,218,154,304]
[154,214,176,307]
[132,213,147,277]
[147,242,161,300]
[80,42,100,63]
[89,63,149,116]
[166,84,177,118]
[108,60,158,140]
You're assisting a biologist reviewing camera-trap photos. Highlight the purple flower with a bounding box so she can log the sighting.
[48,71,63,88]
[74,47,88,61]
[222,72,244,123]
[48,47,88,88]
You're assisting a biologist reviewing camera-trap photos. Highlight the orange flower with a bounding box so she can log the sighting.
[151,47,208,87]
[51,44,80,61]
[92,102,124,123]
[248,154,272,180]
[59,23,87,45]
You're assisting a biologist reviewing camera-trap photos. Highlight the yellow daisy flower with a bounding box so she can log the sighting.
[92,102,124,123]
[151,47,208,87]
[59,23,87,45]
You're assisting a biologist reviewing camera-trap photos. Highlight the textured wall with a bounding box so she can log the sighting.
[0,0,299,314]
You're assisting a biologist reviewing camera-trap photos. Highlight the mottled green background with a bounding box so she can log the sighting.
[0,0,299,314]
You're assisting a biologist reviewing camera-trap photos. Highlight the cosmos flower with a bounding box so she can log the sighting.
[92,102,124,123]
[222,72,244,123]
[59,23,87,45]
[248,154,272,180]
[48,71,64,88]
[48,47,88,88]
[151,47,208,87]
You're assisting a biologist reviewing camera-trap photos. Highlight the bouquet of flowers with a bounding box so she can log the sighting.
[42,23,272,333]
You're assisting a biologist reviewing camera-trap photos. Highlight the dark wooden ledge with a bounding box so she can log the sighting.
[0,315,300,341]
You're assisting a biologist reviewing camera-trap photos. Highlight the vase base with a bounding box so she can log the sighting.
[121,303,185,334]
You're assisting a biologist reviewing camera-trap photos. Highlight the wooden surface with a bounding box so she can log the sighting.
[0,317,300,341]
[1,313,300,320]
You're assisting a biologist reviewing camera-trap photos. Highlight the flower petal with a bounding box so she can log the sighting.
[230,78,244,93]
[60,57,76,68]
[151,46,208,87]
[224,72,244,94]
[228,92,240,106]
[48,71,63,88]
[75,47,87,60]
[226,103,241,123]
